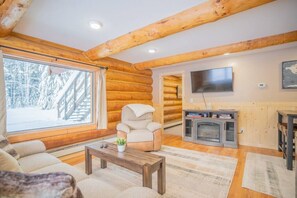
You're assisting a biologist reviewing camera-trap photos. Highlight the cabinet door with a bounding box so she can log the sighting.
[225,122,235,142]
[184,119,193,138]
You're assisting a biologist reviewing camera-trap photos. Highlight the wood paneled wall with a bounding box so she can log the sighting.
[3,33,152,149]
[163,76,182,124]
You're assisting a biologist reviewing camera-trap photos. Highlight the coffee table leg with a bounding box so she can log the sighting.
[85,148,92,175]
[101,159,107,168]
[158,157,166,195]
[143,164,152,189]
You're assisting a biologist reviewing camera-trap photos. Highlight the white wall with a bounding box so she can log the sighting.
[152,46,297,149]
[153,46,297,104]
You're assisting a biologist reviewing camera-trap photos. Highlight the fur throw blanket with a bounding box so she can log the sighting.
[0,171,83,198]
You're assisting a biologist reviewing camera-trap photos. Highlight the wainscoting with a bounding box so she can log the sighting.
[154,102,297,150]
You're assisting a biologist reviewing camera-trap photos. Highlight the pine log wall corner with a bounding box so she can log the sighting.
[2,33,152,149]
[163,76,182,124]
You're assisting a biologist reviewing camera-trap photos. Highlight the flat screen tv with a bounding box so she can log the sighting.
[191,67,233,93]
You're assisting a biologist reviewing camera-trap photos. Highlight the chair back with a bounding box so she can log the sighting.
[121,105,153,129]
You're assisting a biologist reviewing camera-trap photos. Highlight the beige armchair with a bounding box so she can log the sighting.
[116,105,162,151]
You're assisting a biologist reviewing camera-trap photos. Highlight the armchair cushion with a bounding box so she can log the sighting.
[146,122,162,132]
[127,130,153,142]
[116,123,130,133]
[125,120,151,130]
[12,140,46,158]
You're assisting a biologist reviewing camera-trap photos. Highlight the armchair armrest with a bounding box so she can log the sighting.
[146,122,162,132]
[12,140,46,158]
[116,123,131,133]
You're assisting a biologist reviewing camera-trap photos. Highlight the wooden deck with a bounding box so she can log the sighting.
[59,134,282,198]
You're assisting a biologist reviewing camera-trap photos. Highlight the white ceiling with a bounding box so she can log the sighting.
[14,0,297,63]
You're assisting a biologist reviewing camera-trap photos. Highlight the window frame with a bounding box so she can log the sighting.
[3,53,97,135]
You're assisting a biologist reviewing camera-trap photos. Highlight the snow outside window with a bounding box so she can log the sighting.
[3,57,93,132]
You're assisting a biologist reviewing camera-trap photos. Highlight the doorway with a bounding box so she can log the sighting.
[161,73,183,136]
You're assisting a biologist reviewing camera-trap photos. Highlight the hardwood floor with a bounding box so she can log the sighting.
[60,134,282,198]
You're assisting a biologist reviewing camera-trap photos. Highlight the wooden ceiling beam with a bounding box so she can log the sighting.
[0,0,32,37]
[84,0,274,60]
[134,30,297,70]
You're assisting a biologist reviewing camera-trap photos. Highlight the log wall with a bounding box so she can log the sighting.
[106,69,153,130]
[163,76,182,124]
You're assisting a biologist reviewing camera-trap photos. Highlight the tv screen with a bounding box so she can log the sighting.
[191,67,233,93]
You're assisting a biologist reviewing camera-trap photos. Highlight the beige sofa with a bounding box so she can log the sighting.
[11,140,160,198]
[117,105,162,151]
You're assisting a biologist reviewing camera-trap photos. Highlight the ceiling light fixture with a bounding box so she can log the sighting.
[224,53,230,56]
[89,20,103,30]
[148,49,157,54]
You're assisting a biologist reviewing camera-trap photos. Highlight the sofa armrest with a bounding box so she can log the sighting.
[116,123,131,133]
[12,140,46,158]
[147,122,162,132]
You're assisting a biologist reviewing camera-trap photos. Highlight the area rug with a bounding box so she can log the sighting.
[75,146,237,198]
[242,152,295,198]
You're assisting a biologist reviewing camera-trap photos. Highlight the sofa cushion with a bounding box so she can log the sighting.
[77,178,120,198]
[127,130,154,142]
[18,153,61,172]
[116,187,160,198]
[32,163,88,182]
[0,135,20,159]
[0,149,23,172]
[12,140,46,158]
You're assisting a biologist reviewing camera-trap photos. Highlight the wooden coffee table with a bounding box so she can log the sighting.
[85,142,166,195]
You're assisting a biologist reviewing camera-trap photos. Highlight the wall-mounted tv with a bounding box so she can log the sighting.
[191,67,233,93]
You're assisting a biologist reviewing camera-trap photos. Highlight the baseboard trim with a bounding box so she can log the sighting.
[164,121,182,129]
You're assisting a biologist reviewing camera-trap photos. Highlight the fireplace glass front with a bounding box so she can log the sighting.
[196,122,220,142]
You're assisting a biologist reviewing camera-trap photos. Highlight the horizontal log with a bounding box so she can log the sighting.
[85,0,273,59]
[164,93,178,100]
[108,111,121,123]
[164,100,182,106]
[107,91,152,101]
[163,87,177,94]
[108,122,118,130]
[134,30,297,69]
[164,113,182,123]
[163,76,182,81]
[108,67,152,76]
[0,33,138,70]
[106,81,152,92]
[163,80,181,87]
[164,105,183,114]
[106,70,152,85]
[39,129,115,149]
[107,100,152,112]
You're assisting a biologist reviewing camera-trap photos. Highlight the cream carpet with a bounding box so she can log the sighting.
[75,146,237,198]
[242,152,295,198]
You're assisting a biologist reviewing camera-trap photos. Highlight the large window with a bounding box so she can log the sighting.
[3,57,93,132]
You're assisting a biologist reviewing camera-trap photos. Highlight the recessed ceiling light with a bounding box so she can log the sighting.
[224,53,230,56]
[148,49,157,54]
[89,20,103,30]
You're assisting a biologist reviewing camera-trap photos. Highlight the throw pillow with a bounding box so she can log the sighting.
[0,171,83,198]
[0,149,23,172]
[0,135,20,159]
